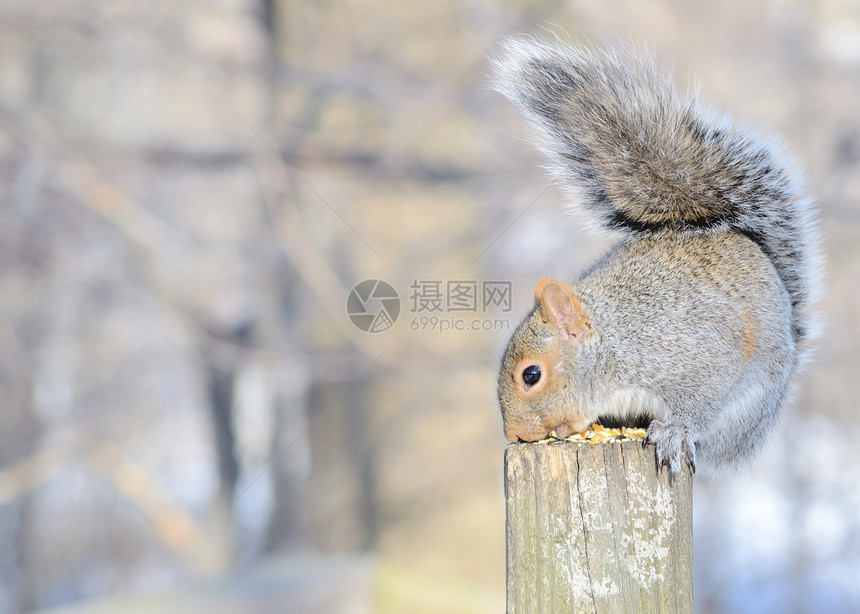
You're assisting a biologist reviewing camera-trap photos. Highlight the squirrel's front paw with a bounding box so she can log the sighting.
[644,420,696,476]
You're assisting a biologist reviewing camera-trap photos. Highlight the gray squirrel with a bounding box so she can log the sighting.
[493,36,822,475]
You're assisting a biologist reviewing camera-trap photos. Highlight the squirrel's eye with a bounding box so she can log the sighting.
[522,364,541,387]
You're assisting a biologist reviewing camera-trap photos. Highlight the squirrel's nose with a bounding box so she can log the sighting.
[505,414,548,442]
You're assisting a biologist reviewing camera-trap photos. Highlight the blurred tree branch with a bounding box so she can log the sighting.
[0,437,218,575]
[251,149,449,374]
[0,95,376,381]
[83,441,224,575]
[0,449,63,508]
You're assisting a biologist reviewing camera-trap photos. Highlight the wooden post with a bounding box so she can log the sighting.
[505,440,693,613]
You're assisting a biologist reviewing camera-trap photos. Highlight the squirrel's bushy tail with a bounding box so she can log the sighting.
[493,36,822,353]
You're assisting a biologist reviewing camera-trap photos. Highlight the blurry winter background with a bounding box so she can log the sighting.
[1,1,859,613]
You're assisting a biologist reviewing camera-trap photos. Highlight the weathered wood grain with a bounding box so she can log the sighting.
[505,441,693,613]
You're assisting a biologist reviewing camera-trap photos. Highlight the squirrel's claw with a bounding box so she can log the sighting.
[645,420,696,477]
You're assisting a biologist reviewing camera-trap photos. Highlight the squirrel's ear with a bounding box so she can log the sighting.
[536,279,590,341]
[533,277,558,304]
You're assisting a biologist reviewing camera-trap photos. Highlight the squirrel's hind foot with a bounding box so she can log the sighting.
[645,420,697,476]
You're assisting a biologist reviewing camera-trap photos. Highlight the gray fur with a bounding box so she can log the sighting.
[494,37,823,475]
[492,36,822,355]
